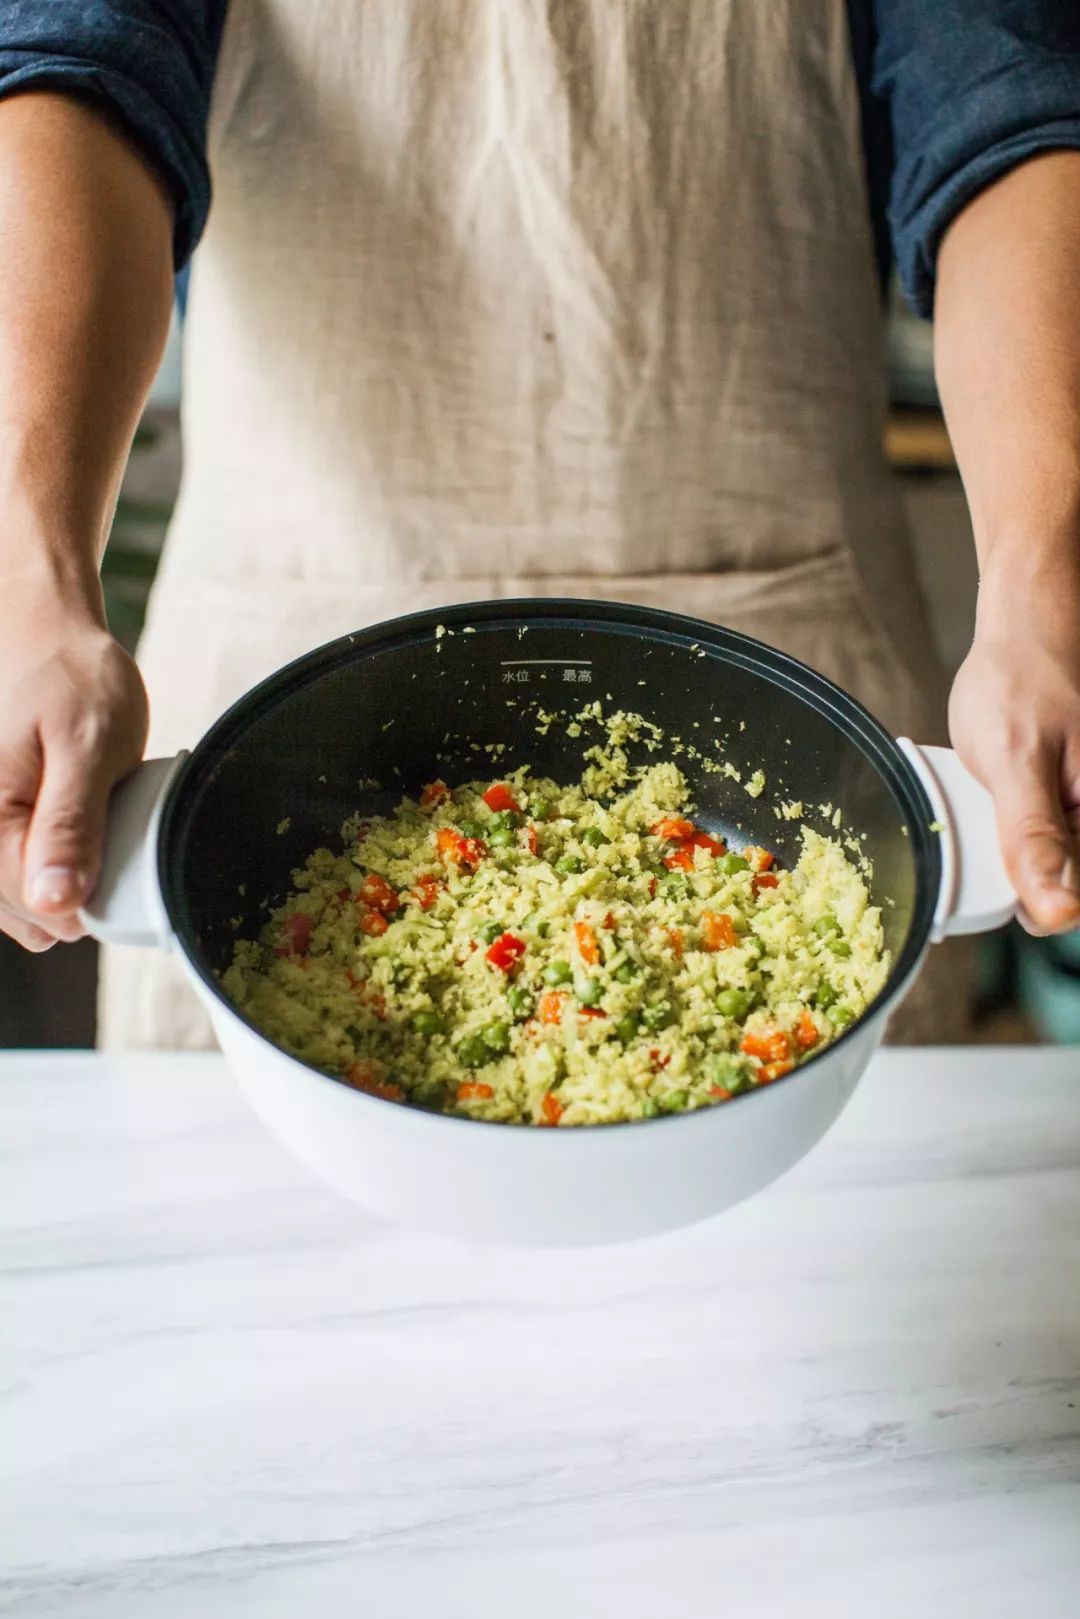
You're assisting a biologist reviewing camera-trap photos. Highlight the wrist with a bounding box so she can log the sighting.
[974,538,1080,643]
[1,543,108,642]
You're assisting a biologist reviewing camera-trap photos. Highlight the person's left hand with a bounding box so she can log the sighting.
[949,590,1080,936]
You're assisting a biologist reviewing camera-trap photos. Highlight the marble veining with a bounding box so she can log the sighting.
[2,1048,1079,1618]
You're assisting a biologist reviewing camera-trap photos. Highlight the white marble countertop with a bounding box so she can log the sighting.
[2,1048,1079,1618]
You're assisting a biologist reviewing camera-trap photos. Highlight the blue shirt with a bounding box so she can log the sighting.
[1,1,1078,316]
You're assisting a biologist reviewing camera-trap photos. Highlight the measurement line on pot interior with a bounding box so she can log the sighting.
[499,659,593,665]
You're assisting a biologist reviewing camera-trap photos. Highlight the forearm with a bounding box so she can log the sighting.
[0,91,174,624]
[935,151,1080,632]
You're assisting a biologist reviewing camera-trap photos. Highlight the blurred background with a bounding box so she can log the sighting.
[2,280,1077,1048]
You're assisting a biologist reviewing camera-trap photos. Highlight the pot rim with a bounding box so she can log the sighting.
[157,597,941,1132]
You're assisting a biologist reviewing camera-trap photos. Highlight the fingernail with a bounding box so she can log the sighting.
[28,866,84,909]
[1056,858,1080,897]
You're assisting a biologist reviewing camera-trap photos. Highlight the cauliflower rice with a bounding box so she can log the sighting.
[222,751,890,1127]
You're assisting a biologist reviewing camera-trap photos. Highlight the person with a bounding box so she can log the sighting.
[1,3,1079,1049]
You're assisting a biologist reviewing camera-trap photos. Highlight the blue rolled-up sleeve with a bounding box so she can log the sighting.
[873,1,1080,316]
[0,2,228,268]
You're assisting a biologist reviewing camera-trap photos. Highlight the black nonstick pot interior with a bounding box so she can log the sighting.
[159,600,940,1016]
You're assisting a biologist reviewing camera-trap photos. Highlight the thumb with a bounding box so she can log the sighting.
[21,731,115,918]
[990,747,1080,934]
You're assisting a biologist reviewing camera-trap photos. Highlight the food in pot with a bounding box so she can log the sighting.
[221,757,890,1125]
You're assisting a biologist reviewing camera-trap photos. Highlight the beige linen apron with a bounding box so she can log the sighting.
[101,0,967,1048]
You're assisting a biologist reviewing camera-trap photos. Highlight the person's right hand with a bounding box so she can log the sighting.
[0,596,148,951]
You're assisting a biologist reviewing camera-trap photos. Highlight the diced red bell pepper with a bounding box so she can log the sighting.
[419,780,450,810]
[753,872,780,896]
[686,830,726,857]
[280,913,314,955]
[519,824,539,855]
[437,827,487,869]
[485,931,527,972]
[743,845,775,873]
[358,872,400,914]
[482,783,521,814]
[663,847,695,871]
[359,908,389,937]
[412,876,442,911]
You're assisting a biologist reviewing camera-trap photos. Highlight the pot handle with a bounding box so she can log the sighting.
[77,754,187,948]
[896,741,1016,941]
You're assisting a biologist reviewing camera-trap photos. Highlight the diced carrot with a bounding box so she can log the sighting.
[457,1081,495,1102]
[667,927,683,958]
[743,845,775,873]
[758,1060,794,1083]
[663,847,695,871]
[344,1061,404,1102]
[539,990,568,1025]
[359,908,389,936]
[280,913,314,955]
[419,780,450,810]
[700,910,737,951]
[482,783,521,814]
[753,872,780,895]
[413,876,442,911]
[458,836,487,869]
[648,876,658,899]
[578,1005,608,1019]
[540,1093,564,1125]
[651,817,696,842]
[358,872,400,914]
[708,1084,732,1100]
[740,1029,792,1063]
[574,920,601,965]
[602,911,617,930]
[364,990,388,1021]
[649,1049,670,1071]
[486,932,527,972]
[796,1009,820,1051]
[519,824,539,855]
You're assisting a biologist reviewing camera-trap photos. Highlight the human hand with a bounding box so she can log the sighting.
[949,583,1080,936]
[0,587,148,950]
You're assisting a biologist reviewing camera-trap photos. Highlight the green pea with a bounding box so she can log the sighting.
[488,826,516,847]
[826,1003,855,1029]
[544,959,573,985]
[530,797,553,821]
[576,976,602,1007]
[481,1019,511,1054]
[614,960,638,983]
[555,854,584,875]
[615,1011,641,1043]
[458,818,483,840]
[830,940,853,959]
[814,980,838,1010]
[457,1036,491,1068]
[812,913,840,938]
[719,853,750,875]
[639,1097,660,1119]
[506,984,533,1021]
[659,873,691,898]
[476,919,503,945]
[660,1090,689,1113]
[642,1000,675,1032]
[490,809,518,832]
[715,987,751,1020]
[411,1009,445,1038]
[413,1081,450,1114]
[705,1055,750,1093]
[579,826,611,847]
